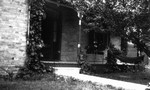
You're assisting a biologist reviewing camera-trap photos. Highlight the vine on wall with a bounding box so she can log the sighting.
[24,0,73,73]
[25,0,52,73]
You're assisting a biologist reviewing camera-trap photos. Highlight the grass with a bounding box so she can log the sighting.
[82,65,150,85]
[0,73,125,90]
[93,71,150,85]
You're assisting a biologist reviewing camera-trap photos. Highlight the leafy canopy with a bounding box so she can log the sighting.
[63,0,150,56]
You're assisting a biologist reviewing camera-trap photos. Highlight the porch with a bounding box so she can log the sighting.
[41,0,110,65]
[40,0,145,67]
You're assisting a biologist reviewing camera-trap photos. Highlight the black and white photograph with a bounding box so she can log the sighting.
[0,0,150,90]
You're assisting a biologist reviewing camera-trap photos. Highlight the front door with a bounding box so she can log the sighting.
[41,11,62,61]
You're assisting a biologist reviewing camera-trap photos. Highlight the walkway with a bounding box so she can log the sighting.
[54,67,148,90]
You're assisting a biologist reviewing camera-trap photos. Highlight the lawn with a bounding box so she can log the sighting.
[81,64,150,85]
[0,73,125,90]
[93,71,150,85]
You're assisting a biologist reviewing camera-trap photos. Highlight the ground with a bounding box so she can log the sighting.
[93,70,150,85]
[0,65,150,90]
[0,73,124,90]
[83,65,150,85]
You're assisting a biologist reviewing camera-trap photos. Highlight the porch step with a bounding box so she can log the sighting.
[41,61,79,67]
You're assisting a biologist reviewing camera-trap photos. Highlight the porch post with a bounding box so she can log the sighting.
[77,10,83,57]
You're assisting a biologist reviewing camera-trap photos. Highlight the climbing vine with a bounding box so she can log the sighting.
[24,0,53,73]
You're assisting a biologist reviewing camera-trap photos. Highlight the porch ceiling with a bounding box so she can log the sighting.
[44,1,59,19]
[45,0,75,11]
[44,0,76,19]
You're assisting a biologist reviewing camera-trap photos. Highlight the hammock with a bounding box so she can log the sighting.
[114,55,144,64]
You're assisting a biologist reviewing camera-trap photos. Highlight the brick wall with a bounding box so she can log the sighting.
[0,0,28,67]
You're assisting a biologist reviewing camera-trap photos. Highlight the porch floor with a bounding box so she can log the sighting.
[55,67,148,90]
[41,61,107,67]
[41,61,79,67]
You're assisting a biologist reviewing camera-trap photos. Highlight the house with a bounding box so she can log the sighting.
[40,0,145,66]
[0,0,148,68]
[40,0,110,66]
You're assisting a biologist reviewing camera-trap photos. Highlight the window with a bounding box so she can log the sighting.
[86,31,109,54]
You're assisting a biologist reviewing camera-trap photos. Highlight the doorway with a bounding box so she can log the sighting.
[41,9,62,61]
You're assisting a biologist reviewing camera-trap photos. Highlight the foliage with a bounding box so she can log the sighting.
[15,66,54,80]
[69,0,150,31]
[60,0,150,57]
[0,0,54,81]
[80,62,96,74]
[24,0,54,74]
[106,44,121,65]
[58,0,150,43]
[0,67,15,81]
[70,0,150,57]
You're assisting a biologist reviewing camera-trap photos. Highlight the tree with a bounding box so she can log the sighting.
[66,0,150,57]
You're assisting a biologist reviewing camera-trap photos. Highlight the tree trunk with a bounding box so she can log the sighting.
[133,37,150,57]
[128,33,150,57]
[119,31,150,57]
